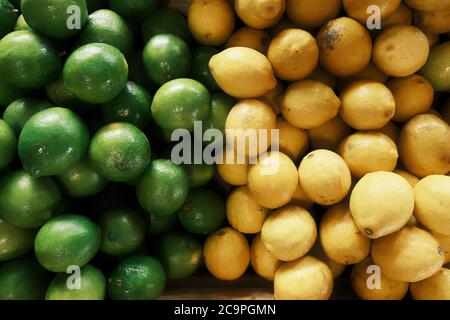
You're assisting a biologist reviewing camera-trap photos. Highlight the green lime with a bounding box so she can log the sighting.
[0,170,61,228]
[204,92,236,134]
[154,230,202,280]
[147,212,177,235]
[89,123,151,182]
[0,258,51,300]
[0,30,61,89]
[21,0,88,39]
[0,218,35,261]
[178,188,225,235]
[102,81,152,129]
[108,0,158,20]
[87,0,106,12]
[151,78,211,132]
[0,119,16,170]
[136,159,189,216]
[46,264,106,300]
[2,98,53,135]
[14,14,30,31]
[420,41,450,92]
[143,34,191,86]
[141,8,192,44]
[18,107,90,177]
[46,76,90,110]
[58,158,108,198]
[63,43,128,104]
[0,0,18,38]
[98,207,146,256]
[35,214,101,272]
[76,9,134,57]
[0,77,30,107]
[190,46,220,92]
[108,255,166,300]
[184,162,216,189]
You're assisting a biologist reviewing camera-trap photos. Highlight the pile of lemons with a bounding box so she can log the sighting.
[187,0,450,300]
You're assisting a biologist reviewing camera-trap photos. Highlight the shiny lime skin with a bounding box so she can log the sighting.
[0,170,61,228]
[154,231,202,280]
[136,159,189,216]
[0,31,62,89]
[0,0,18,38]
[141,8,192,44]
[204,92,235,133]
[190,46,220,92]
[0,258,51,300]
[21,0,88,39]
[147,212,177,235]
[14,14,30,31]
[76,9,134,57]
[58,158,108,198]
[89,123,151,182]
[102,81,152,129]
[108,0,158,20]
[178,188,226,235]
[0,77,30,107]
[46,264,106,300]
[184,162,216,189]
[0,119,16,170]
[0,218,35,261]
[108,255,166,300]
[35,214,101,272]
[98,207,146,256]
[420,42,450,92]
[151,78,211,132]
[18,107,90,177]
[46,76,89,110]
[143,34,191,85]
[63,43,128,104]
[2,98,53,135]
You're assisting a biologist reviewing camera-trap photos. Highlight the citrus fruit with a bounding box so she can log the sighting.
[101,81,152,129]
[18,107,90,177]
[89,122,151,182]
[286,0,341,29]
[0,170,61,228]
[76,9,134,57]
[98,207,146,256]
[226,26,271,54]
[108,0,158,20]
[63,43,128,104]
[0,0,18,38]
[178,188,226,235]
[0,258,50,300]
[203,227,250,281]
[0,217,35,261]
[142,34,191,85]
[250,234,282,281]
[108,255,166,300]
[0,77,30,107]
[151,78,211,132]
[141,8,192,44]
[420,41,450,92]
[2,98,53,135]
[154,230,202,280]
[137,159,189,216]
[35,214,101,272]
[21,0,88,39]
[46,264,106,300]
[58,158,108,198]
[147,212,177,236]
[0,30,62,89]
[235,0,285,29]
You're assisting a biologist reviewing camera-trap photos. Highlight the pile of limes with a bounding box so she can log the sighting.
[0,0,449,301]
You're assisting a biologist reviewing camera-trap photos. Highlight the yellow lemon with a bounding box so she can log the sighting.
[308,241,346,279]
[226,27,271,54]
[410,268,450,300]
[216,146,248,186]
[307,115,352,150]
[250,233,282,281]
[289,183,314,210]
[235,0,286,29]
[209,47,277,98]
[343,0,401,23]
[350,171,414,239]
[276,117,309,162]
[286,0,341,30]
[188,0,235,46]
[261,204,317,261]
